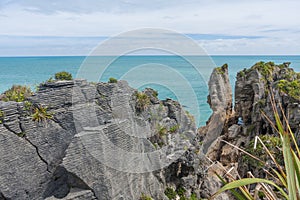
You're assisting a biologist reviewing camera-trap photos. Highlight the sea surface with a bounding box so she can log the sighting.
[0,55,299,125]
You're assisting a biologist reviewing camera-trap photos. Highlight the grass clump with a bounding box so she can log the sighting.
[31,105,53,123]
[0,110,4,124]
[216,64,228,75]
[1,85,33,102]
[252,61,275,80]
[152,90,158,97]
[24,101,33,111]
[135,91,150,112]
[108,77,118,83]
[165,187,177,199]
[157,125,168,136]
[140,193,153,200]
[54,71,73,81]
[243,135,282,168]
[16,132,26,138]
[169,125,179,133]
[277,79,300,99]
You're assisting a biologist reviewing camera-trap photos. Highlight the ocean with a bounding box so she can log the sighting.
[0,55,299,125]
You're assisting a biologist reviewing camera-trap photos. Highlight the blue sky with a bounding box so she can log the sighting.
[0,0,300,56]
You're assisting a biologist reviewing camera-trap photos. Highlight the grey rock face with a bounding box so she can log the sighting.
[199,62,300,199]
[0,124,49,200]
[235,63,300,138]
[0,80,198,200]
[201,64,233,154]
[196,64,234,199]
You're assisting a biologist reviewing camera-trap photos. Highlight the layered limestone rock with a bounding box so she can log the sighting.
[235,62,300,139]
[200,61,300,198]
[198,64,234,199]
[0,80,200,200]
[2,61,298,200]
[200,64,233,155]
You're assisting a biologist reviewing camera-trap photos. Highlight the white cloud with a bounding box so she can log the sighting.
[0,0,299,55]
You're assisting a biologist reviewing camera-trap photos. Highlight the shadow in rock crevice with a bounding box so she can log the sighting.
[43,166,92,199]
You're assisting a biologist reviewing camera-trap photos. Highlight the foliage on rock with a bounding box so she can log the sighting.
[242,135,283,168]
[277,79,300,100]
[0,110,4,124]
[1,85,33,102]
[135,91,150,112]
[108,77,118,83]
[252,61,275,80]
[215,63,228,75]
[31,105,53,123]
[140,193,153,200]
[54,71,73,81]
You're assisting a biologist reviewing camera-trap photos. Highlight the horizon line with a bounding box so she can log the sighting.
[0,54,299,58]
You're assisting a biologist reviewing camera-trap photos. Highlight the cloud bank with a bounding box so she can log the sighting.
[0,0,299,55]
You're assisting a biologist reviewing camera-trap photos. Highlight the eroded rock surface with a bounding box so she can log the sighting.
[0,80,200,200]
[200,61,300,198]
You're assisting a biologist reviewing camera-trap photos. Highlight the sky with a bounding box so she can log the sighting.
[0,0,300,56]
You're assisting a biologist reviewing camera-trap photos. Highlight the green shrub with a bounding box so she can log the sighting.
[165,187,177,199]
[24,101,33,111]
[31,105,53,123]
[152,90,158,97]
[16,132,26,138]
[157,125,167,136]
[252,61,274,80]
[0,110,4,124]
[135,91,150,112]
[176,187,186,197]
[242,135,283,168]
[189,193,198,200]
[47,76,55,82]
[277,79,300,99]
[239,70,246,77]
[54,71,73,80]
[108,77,118,83]
[140,193,153,200]
[169,125,179,133]
[1,85,33,102]
[215,63,228,75]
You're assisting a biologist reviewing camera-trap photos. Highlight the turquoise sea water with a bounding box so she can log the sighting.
[0,56,299,125]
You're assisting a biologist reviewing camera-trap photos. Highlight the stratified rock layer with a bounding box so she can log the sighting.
[201,61,300,198]
[0,80,200,200]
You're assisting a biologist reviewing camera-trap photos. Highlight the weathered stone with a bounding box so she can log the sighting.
[201,64,233,154]
[0,125,49,200]
[0,79,198,200]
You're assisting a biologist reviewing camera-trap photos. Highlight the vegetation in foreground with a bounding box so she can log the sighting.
[213,91,300,200]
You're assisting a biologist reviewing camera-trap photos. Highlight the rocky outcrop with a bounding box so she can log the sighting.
[235,62,300,139]
[0,80,200,199]
[200,61,300,198]
[2,61,299,200]
[200,64,233,155]
[197,64,235,199]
